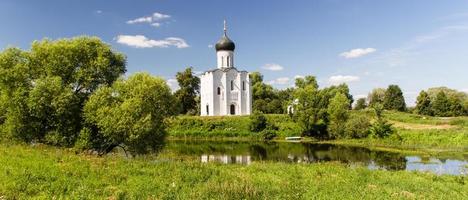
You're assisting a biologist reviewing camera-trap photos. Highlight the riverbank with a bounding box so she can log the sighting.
[0,143,467,199]
[166,111,468,153]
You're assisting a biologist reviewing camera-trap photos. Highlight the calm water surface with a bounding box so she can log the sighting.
[162,140,468,175]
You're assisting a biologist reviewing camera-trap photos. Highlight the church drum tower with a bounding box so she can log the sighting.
[200,21,252,116]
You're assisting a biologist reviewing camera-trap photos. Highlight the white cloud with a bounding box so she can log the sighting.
[328,75,360,85]
[208,44,213,48]
[95,10,102,14]
[262,63,284,71]
[150,22,161,27]
[354,94,367,99]
[116,35,189,48]
[127,12,171,27]
[166,78,179,91]
[340,48,376,59]
[294,75,304,79]
[266,77,290,85]
[461,88,468,93]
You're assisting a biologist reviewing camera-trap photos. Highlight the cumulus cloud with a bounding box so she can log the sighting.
[166,78,179,91]
[266,77,290,85]
[127,12,171,27]
[116,35,189,48]
[262,63,284,71]
[328,75,360,85]
[208,44,213,48]
[294,75,304,79]
[340,48,376,59]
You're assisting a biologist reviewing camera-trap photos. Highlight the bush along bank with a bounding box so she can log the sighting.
[165,114,301,138]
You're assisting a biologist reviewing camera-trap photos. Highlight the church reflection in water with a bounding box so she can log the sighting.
[201,155,251,164]
[165,140,468,175]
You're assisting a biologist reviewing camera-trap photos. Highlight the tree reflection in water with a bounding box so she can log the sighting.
[164,140,466,174]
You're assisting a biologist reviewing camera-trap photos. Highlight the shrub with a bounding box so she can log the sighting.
[369,119,395,138]
[261,129,277,141]
[370,103,395,138]
[249,111,267,132]
[344,115,371,138]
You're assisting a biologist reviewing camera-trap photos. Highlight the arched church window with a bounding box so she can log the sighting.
[230,104,236,115]
[242,81,245,91]
[217,87,221,95]
[206,105,209,115]
[222,57,224,66]
[230,80,234,91]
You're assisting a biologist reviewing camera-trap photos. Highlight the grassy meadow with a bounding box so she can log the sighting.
[0,143,467,199]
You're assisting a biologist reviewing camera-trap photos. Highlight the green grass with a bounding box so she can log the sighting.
[329,111,468,151]
[0,143,467,199]
[165,114,301,138]
[383,110,468,127]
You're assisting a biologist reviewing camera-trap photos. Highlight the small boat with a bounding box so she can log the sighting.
[285,136,302,141]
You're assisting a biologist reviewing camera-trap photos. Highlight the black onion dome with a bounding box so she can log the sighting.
[215,34,235,51]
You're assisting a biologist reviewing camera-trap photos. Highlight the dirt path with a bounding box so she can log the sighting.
[390,120,456,130]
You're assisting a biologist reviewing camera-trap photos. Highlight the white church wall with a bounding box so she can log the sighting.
[216,50,234,68]
[226,69,239,115]
[213,71,223,115]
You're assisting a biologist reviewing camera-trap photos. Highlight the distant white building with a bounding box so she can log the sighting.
[200,21,252,116]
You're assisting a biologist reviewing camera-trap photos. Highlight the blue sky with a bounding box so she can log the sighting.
[1,0,468,105]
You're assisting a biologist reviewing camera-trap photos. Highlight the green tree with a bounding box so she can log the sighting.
[368,88,386,108]
[354,98,367,110]
[295,76,318,89]
[250,72,263,86]
[415,90,432,116]
[174,67,200,115]
[431,91,450,117]
[447,95,464,116]
[27,76,79,145]
[327,93,350,138]
[277,88,294,113]
[265,99,283,114]
[0,37,126,145]
[383,85,406,111]
[80,73,175,155]
[250,72,278,113]
[28,37,126,97]
[249,111,267,132]
[0,48,32,140]
[464,99,468,116]
[292,84,326,137]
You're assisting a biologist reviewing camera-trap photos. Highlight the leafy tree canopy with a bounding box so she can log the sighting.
[0,37,126,145]
[354,98,367,110]
[383,85,406,111]
[174,67,200,115]
[80,73,175,155]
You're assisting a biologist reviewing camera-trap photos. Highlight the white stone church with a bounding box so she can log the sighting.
[200,21,252,116]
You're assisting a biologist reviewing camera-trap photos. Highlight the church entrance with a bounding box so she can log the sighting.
[230,104,236,115]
